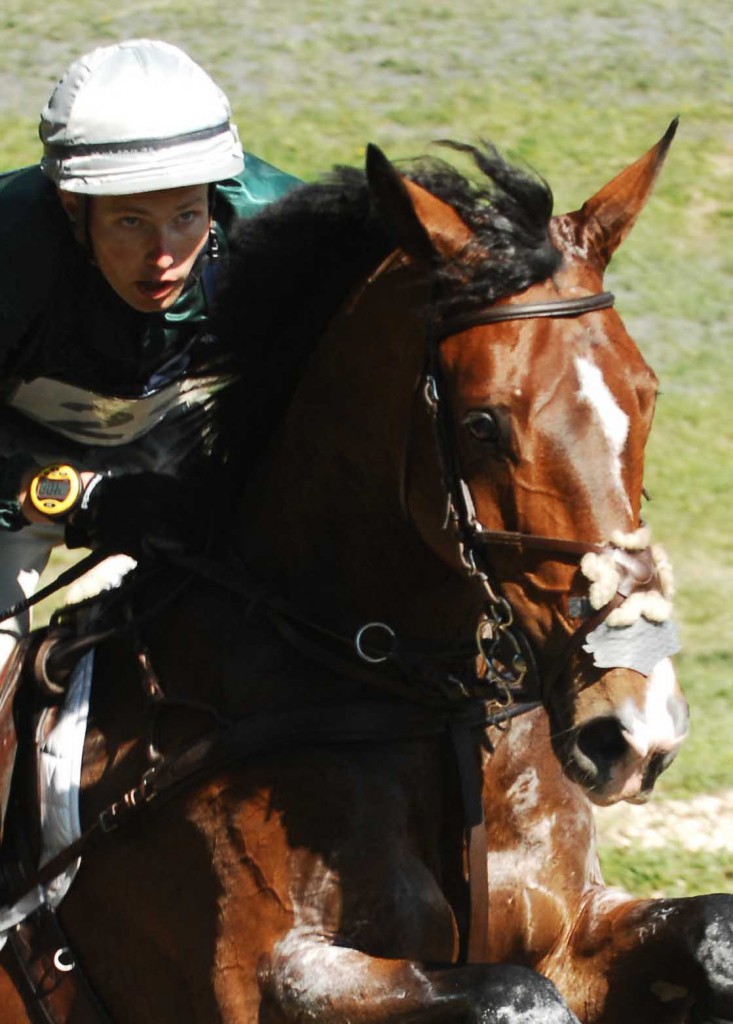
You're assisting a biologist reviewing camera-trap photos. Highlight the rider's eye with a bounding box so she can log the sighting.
[463,409,502,445]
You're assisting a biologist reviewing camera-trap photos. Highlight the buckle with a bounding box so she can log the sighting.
[98,769,157,833]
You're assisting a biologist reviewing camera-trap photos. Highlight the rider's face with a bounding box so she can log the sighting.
[60,185,212,313]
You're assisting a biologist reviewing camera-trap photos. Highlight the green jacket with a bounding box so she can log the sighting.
[0,153,300,528]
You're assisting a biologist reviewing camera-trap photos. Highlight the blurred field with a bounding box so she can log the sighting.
[1,0,731,895]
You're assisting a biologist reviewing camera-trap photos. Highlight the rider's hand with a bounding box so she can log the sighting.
[65,471,213,560]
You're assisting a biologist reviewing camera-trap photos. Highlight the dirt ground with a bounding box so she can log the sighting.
[594,789,733,852]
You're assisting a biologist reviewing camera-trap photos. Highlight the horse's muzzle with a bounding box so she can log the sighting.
[562,659,689,804]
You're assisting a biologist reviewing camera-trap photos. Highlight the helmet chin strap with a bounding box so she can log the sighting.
[185,224,220,307]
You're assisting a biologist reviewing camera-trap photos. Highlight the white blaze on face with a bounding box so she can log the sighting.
[618,656,688,759]
[575,356,631,514]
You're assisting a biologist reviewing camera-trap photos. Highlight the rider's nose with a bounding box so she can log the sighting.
[146,229,175,268]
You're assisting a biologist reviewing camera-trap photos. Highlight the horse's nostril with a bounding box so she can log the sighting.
[576,717,628,766]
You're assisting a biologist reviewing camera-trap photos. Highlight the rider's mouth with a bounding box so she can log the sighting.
[136,279,179,301]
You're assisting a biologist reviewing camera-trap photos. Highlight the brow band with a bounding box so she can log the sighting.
[433,291,615,341]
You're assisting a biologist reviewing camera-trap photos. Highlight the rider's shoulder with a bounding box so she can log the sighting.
[0,165,69,260]
[0,166,71,317]
[0,165,63,221]
[213,152,302,233]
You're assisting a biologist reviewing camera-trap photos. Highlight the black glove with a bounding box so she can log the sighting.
[66,471,213,560]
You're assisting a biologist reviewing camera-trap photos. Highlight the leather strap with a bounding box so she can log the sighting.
[8,903,112,1024]
[450,720,489,963]
[432,291,615,339]
[471,528,603,558]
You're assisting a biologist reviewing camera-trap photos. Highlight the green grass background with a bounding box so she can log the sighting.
[1,0,731,896]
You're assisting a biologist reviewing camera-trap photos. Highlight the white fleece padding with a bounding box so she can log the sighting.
[580,550,622,609]
[579,528,679,674]
[0,652,92,949]
[651,543,675,600]
[606,589,673,628]
[610,525,650,550]
[580,529,675,623]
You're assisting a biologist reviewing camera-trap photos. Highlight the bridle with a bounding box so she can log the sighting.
[421,288,645,699]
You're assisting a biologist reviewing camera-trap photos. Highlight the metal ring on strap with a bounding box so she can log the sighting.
[53,946,75,973]
[354,622,396,664]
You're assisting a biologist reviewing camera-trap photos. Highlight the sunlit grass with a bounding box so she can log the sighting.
[600,843,733,898]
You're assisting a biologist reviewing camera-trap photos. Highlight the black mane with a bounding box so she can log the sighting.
[211,142,560,472]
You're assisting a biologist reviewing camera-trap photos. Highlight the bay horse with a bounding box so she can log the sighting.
[0,122,731,1023]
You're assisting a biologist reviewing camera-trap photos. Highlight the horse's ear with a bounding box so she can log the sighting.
[366,143,474,263]
[366,144,435,263]
[566,119,678,269]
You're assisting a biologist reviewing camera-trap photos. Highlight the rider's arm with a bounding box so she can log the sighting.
[0,169,60,529]
[0,312,37,531]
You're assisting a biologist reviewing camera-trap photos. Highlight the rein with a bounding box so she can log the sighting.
[0,549,112,628]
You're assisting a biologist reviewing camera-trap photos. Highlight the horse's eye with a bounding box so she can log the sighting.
[463,409,502,445]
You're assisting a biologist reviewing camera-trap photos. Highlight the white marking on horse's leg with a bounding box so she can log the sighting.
[263,927,437,1019]
[575,356,631,514]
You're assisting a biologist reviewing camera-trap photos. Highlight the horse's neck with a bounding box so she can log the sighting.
[238,257,483,645]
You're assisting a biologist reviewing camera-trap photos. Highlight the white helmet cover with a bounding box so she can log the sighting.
[39,39,244,195]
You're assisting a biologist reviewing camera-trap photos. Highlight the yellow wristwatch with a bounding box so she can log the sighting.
[29,464,83,518]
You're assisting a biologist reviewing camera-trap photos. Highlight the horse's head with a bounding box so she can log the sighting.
[367,123,686,805]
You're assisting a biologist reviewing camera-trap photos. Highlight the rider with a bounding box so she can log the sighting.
[0,39,300,688]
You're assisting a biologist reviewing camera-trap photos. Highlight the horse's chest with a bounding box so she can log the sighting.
[195,747,463,965]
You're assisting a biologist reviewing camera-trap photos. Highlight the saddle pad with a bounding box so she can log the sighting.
[0,651,92,950]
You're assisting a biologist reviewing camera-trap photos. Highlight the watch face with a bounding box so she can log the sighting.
[30,465,81,516]
[36,478,71,501]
